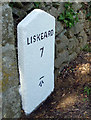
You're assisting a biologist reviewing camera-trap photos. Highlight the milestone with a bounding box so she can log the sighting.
[27,29,54,45]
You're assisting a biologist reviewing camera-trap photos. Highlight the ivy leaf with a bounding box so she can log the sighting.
[75,16,79,22]
[64,20,68,24]
[66,11,71,17]
[34,2,40,8]
[69,22,72,28]
[64,3,70,9]
[59,14,65,20]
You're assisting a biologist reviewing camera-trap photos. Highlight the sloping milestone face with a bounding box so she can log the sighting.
[18,9,55,114]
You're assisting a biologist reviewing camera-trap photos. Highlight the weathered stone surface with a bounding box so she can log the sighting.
[57,34,68,43]
[70,22,83,35]
[52,2,60,8]
[56,36,69,54]
[2,3,21,118]
[77,36,83,45]
[23,3,34,12]
[45,2,52,7]
[66,29,74,38]
[0,3,2,119]
[56,42,68,53]
[0,93,2,120]
[69,37,78,48]
[84,20,90,36]
[55,50,69,68]
[12,2,24,9]
[76,47,81,54]
[78,30,87,48]
[78,10,86,20]
[67,40,76,53]
[68,52,77,62]
[12,7,27,18]
[55,21,63,36]
[2,3,14,45]
[2,44,19,91]
[59,63,68,72]
[72,3,82,12]
[49,7,59,18]
[57,3,65,14]
[2,86,21,118]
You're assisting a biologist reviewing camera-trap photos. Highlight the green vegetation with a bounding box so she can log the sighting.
[9,2,15,8]
[83,86,91,101]
[58,2,79,28]
[82,44,91,52]
[86,2,91,21]
[34,2,40,8]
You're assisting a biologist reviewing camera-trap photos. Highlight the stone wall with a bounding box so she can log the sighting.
[2,3,21,118]
[1,2,90,118]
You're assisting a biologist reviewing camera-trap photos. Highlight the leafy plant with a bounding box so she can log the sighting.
[9,2,15,8]
[34,2,40,8]
[83,86,91,101]
[58,2,79,28]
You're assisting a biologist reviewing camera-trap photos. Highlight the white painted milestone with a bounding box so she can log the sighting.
[17,9,55,114]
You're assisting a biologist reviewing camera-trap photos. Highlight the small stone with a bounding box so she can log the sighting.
[76,47,81,54]
[58,33,68,41]
[55,21,63,36]
[79,30,87,48]
[12,7,27,18]
[72,3,82,12]
[49,7,59,18]
[78,10,86,19]
[56,36,69,54]
[67,37,79,54]
[66,29,74,38]
[57,29,67,38]
[57,3,65,14]
[70,22,83,35]
[56,42,68,53]
[23,3,34,12]
[68,52,77,62]
[55,50,69,68]
[12,2,24,8]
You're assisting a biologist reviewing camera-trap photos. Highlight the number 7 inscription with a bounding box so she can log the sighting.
[40,47,44,57]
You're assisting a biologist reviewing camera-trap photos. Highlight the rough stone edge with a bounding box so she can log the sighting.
[2,3,21,119]
[0,3,2,120]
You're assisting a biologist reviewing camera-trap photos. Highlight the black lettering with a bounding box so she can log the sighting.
[50,29,54,36]
[39,80,44,87]
[33,35,36,42]
[48,30,51,37]
[41,33,44,40]
[27,37,30,45]
[44,31,48,38]
[39,82,42,87]
[39,76,44,80]
[39,76,44,87]
[40,47,44,57]
[27,29,54,45]
[30,36,32,44]
[37,34,40,41]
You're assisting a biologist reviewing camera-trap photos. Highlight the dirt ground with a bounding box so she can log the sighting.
[19,38,91,119]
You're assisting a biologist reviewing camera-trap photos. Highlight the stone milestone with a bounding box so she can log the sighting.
[17,9,55,114]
